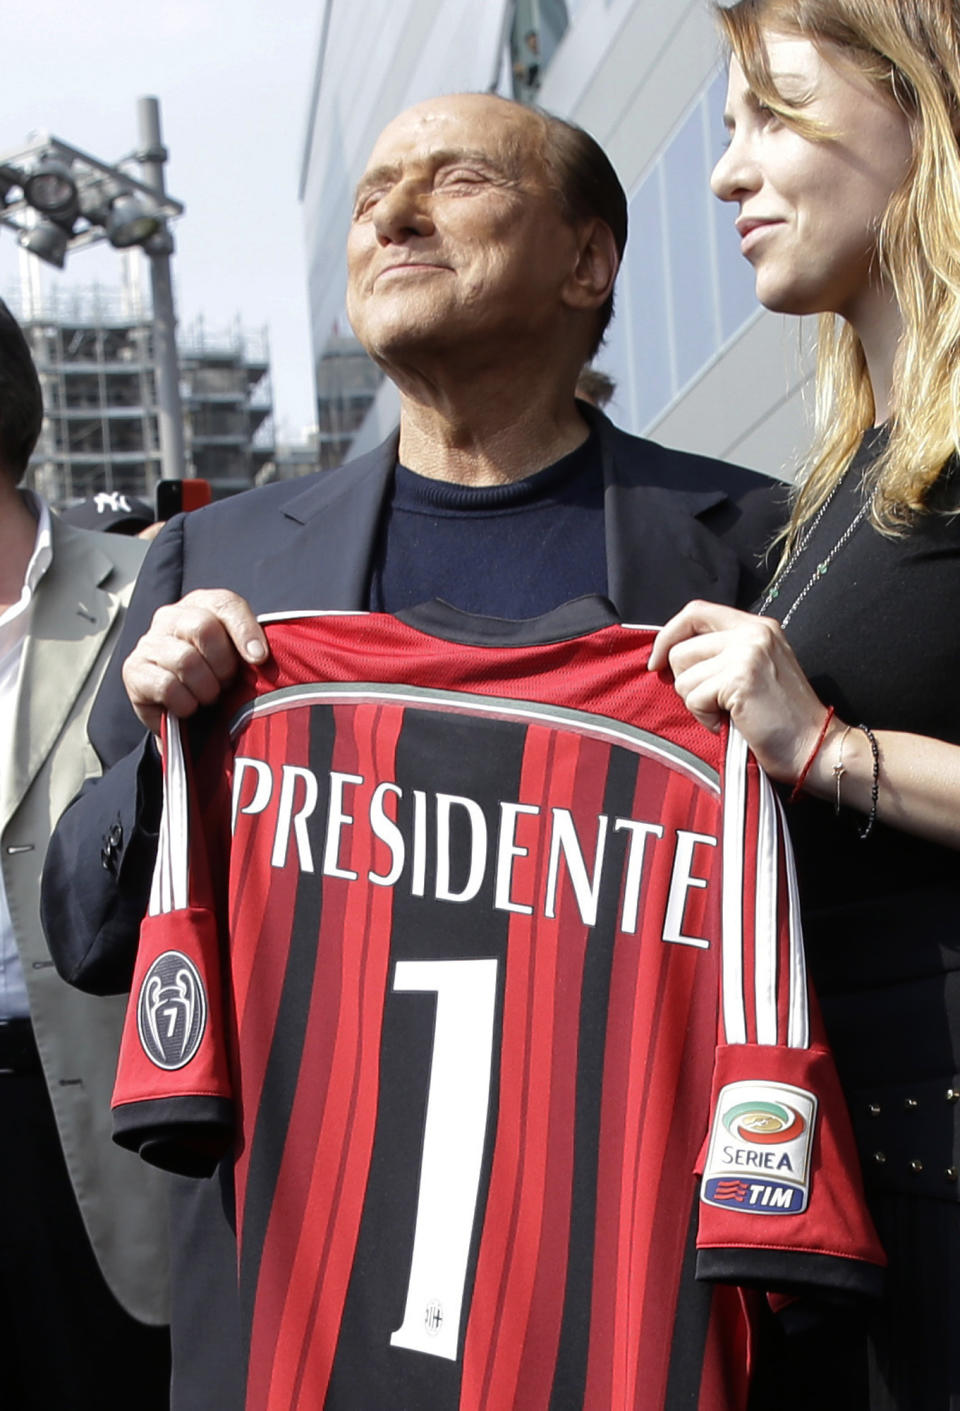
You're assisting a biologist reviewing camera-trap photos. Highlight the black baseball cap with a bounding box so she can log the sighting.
[60,492,155,535]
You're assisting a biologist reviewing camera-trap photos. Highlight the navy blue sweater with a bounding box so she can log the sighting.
[367,432,606,618]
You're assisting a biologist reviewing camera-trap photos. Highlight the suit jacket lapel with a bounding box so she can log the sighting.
[249,434,398,614]
[1,520,121,835]
[599,417,743,623]
[247,417,744,624]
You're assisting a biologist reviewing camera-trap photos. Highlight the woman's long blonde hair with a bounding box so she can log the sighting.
[715,0,960,547]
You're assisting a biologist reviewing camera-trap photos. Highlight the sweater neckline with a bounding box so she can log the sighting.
[393,430,598,512]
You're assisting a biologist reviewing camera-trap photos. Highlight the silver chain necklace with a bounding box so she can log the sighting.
[759,475,874,629]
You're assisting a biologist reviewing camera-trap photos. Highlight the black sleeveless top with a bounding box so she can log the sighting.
[768,432,960,1097]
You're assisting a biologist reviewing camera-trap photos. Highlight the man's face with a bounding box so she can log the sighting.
[346,94,581,366]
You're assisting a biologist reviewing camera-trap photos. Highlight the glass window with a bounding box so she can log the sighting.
[662,103,717,389]
[67,419,104,454]
[113,465,152,496]
[63,374,102,410]
[626,169,673,429]
[509,0,569,104]
[592,68,765,435]
[188,365,243,396]
[108,420,147,454]
[705,68,759,342]
[104,373,142,408]
[81,467,110,497]
[62,328,98,362]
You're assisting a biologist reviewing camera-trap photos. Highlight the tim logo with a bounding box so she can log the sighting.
[703,1176,804,1213]
[723,1099,806,1145]
[424,1302,444,1337]
[713,1179,749,1203]
[137,951,207,1070]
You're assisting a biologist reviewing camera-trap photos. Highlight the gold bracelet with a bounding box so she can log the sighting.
[832,724,854,816]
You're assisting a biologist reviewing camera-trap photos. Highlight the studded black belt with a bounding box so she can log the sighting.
[852,1072,960,1201]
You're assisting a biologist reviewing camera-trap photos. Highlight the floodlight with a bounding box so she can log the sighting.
[23,156,77,218]
[0,166,20,203]
[3,97,187,481]
[105,192,160,248]
[78,181,112,226]
[19,218,69,269]
[142,225,174,257]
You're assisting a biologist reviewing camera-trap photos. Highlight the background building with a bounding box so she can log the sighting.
[256,432,321,485]
[179,317,274,498]
[8,283,274,505]
[314,334,383,470]
[299,0,815,481]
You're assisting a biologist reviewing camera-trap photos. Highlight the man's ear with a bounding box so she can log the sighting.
[561,219,619,314]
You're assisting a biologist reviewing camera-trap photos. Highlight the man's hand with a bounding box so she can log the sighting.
[122,589,268,734]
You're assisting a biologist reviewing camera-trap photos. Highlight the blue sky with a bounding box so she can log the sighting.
[0,0,324,441]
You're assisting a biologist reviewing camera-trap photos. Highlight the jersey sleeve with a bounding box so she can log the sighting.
[112,711,234,1177]
[695,727,885,1299]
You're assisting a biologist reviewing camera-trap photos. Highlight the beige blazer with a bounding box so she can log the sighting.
[1,513,169,1325]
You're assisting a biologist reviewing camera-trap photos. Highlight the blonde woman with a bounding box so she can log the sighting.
[650,2,960,1406]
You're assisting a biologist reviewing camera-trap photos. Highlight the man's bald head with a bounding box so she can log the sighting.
[419,94,628,349]
[348,94,626,367]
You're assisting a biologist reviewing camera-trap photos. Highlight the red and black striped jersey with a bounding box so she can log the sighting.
[113,598,884,1411]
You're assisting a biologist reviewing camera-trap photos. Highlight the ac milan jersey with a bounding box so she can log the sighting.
[113,597,883,1411]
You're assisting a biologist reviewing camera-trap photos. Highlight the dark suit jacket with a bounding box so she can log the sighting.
[42,409,784,996]
[39,408,783,1411]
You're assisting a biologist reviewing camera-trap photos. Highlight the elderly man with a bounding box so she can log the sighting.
[43,95,785,1409]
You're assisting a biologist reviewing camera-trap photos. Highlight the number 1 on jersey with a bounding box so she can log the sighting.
[390,958,499,1361]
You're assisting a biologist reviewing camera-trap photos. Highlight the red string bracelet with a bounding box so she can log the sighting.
[789,705,835,803]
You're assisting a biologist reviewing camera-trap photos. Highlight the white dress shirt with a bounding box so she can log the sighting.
[0,492,53,1019]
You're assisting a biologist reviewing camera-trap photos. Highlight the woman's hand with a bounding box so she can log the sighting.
[648,600,831,784]
[649,600,960,849]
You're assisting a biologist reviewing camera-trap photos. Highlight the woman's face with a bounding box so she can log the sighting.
[711,32,913,324]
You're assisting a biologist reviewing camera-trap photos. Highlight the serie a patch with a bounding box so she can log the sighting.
[701,1080,817,1215]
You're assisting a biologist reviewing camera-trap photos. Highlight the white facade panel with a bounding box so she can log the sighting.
[301,0,511,379]
[648,313,815,477]
[299,0,815,483]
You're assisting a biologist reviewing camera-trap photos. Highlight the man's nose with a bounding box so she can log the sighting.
[372,182,435,244]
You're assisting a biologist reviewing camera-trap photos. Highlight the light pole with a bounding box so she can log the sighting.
[0,97,188,480]
[136,98,186,481]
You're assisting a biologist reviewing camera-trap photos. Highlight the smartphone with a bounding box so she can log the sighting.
[155,478,213,521]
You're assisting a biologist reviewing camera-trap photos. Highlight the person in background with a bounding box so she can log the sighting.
[575,364,617,408]
[60,491,157,536]
[42,94,785,1409]
[513,28,542,98]
[60,492,166,542]
[650,2,960,1406]
[0,300,170,1408]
